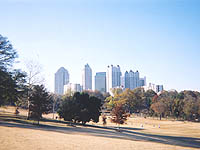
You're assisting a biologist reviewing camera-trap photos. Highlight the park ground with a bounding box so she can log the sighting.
[0,107,200,150]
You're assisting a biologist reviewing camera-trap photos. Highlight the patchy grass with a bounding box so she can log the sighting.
[0,106,200,150]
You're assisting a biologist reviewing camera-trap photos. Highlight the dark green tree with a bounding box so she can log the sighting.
[58,92,101,125]
[0,34,26,107]
[58,96,78,122]
[0,69,12,106]
[29,85,53,124]
[0,34,17,70]
[87,96,101,123]
[7,69,27,107]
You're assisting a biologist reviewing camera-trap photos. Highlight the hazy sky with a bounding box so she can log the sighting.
[0,0,200,92]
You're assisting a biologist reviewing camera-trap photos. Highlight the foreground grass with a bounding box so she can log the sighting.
[0,107,200,150]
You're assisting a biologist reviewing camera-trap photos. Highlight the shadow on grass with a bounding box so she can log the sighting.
[0,113,200,149]
[40,117,144,131]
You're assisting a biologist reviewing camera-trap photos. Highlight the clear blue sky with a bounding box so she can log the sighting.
[0,0,200,92]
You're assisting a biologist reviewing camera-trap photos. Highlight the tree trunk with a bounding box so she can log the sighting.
[52,101,55,119]
[27,99,30,120]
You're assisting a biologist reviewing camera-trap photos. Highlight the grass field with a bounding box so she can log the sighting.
[0,106,200,150]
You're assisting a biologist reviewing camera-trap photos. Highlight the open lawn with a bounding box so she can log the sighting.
[0,107,200,150]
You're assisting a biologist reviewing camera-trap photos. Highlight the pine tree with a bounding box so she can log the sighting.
[29,85,53,124]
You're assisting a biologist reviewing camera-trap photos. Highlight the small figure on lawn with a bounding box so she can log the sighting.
[102,115,107,126]
[15,107,19,115]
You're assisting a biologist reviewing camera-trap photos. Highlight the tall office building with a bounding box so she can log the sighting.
[82,63,92,90]
[135,70,140,88]
[143,83,164,93]
[95,72,106,93]
[139,77,146,87]
[124,71,129,89]
[144,83,157,92]
[129,70,135,90]
[124,70,144,90]
[156,85,164,93]
[64,83,82,95]
[106,65,122,92]
[54,67,69,95]
[120,76,125,89]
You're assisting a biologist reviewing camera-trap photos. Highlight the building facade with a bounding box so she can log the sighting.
[124,71,129,89]
[106,65,122,92]
[120,76,125,89]
[82,64,92,90]
[64,83,82,95]
[95,72,106,93]
[143,83,164,93]
[124,70,142,90]
[139,77,146,87]
[156,85,164,93]
[54,67,69,95]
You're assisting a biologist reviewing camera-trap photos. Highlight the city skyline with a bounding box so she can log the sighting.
[55,64,159,94]
[1,0,199,92]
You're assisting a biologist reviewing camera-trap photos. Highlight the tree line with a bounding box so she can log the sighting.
[105,88,200,121]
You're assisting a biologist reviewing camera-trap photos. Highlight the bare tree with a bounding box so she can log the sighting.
[51,93,62,119]
[24,59,45,119]
[25,59,45,85]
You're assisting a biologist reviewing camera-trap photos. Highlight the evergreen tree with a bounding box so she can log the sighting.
[58,92,101,125]
[0,34,26,106]
[0,34,17,70]
[29,85,53,124]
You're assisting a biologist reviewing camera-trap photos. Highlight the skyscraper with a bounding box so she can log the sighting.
[129,70,135,90]
[156,85,164,93]
[54,67,69,95]
[143,83,164,93]
[124,71,129,89]
[95,72,106,93]
[124,70,143,90]
[135,70,140,88]
[120,76,125,89]
[82,63,92,90]
[139,77,146,87]
[106,65,122,92]
[64,83,82,95]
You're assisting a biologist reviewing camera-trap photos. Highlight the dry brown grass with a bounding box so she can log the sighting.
[0,106,200,150]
